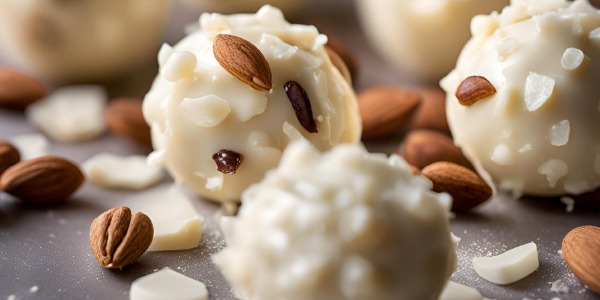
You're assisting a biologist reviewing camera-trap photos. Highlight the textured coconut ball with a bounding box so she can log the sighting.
[180,0,313,15]
[0,0,171,83]
[441,0,600,197]
[143,6,361,203]
[356,0,508,81]
[214,141,455,300]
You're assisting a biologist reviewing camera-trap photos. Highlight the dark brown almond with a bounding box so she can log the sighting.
[0,156,84,204]
[0,68,48,111]
[104,98,152,147]
[212,149,243,175]
[284,81,318,133]
[0,141,20,175]
[90,206,154,269]
[359,87,422,139]
[422,161,492,212]
[562,226,600,294]
[409,87,451,135]
[456,76,496,106]
[400,129,472,170]
[213,34,272,91]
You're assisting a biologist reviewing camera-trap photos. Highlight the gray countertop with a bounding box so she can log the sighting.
[1,1,600,299]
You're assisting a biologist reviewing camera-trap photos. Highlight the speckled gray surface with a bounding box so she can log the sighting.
[1,1,600,299]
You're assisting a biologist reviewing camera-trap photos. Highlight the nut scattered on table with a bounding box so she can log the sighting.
[0,141,20,175]
[422,161,492,212]
[90,206,154,269]
[359,86,422,139]
[400,129,472,170]
[0,68,48,111]
[408,87,451,135]
[562,225,600,295]
[104,98,152,147]
[0,156,84,204]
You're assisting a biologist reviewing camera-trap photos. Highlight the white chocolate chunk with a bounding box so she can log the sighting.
[560,196,575,213]
[590,27,600,39]
[10,134,49,160]
[26,85,106,142]
[550,120,570,146]
[561,48,584,70]
[180,95,231,127]
[538,159,568,188]
[439,281,483,300]
[491,143,515,166]
[158,43,174,68]
[163,51,197,82]
[130,268,208,300]
[83,153,163,190]
[472,242,539,285]
[127,185,203,251]
[524,72,555,112]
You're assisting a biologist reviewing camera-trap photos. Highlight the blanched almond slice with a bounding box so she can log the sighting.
[130,268,208,300]
[472,242,539,285]
[439,281,483,300]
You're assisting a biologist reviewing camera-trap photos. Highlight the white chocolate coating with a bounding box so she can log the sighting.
[442,0,600,197]
[180,0,312,15]
[356,0,509,81]
[214,141,455,300]
[143,6,361,203]
[0,0,171,83]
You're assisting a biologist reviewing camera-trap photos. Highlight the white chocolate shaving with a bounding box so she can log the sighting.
[561,48,584,71]
[11,134,49,160]
[180,95,231,127]
[439,281,483,300]
[83,153,163,190]
[550,120,570,146]
[524,72,555,112]
[538,159,568,188]
[163,51,197,82]
[472,242,539,285]
[130,268,208,300]
[491,143,515,166]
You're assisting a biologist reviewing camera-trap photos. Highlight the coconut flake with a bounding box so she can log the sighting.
[538,159,568,188]
[524,72,555,111]
[561,48,584,71]
[550,120,570,146]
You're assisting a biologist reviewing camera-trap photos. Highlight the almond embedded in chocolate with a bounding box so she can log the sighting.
[455,76,496,106]
[212,150,243,174]
[213,34,272,91]
[284,81,318,133]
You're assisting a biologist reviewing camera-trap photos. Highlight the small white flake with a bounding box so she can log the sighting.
[550,279,569,293]
[589,27,600,39]
[561,48,584,71]
[560,197,575,213]
[524,72,555,111]
[162,51,197,82]
[180,95,231,127]
[7,295,18,300]
[550,120,570,146]
[538,159,568,188]
[518,144,533,153]
[496,37,519,60]
[491,143,515,166]
[29,286,39,293]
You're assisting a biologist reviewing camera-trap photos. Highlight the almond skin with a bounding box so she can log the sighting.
[90,206,154,269]
[0,156,84,204]
[422,161,492,212]
[0,141,20,176]
[408,87,451,135]
[400,129,473,170]
[213,34,272,91]
[0,68,48,111]
[104,98,152,147]
[562,225,600,294]
[455,75,496,106]
[359,87,422,139]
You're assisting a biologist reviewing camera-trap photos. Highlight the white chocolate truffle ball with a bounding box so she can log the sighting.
[0,0,171,83]
[441,0,600,197]
[356,0,508,81]
[214,141,455,300]
[143,6,361,203]
[180,0,312,15]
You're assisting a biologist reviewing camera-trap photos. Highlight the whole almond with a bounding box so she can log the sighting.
[562,225,600,294]
[0,141,20,175]
[359,87,422,139]
[0,68,48,111]
[213,34,272,91]
[409,87,451,135]
[422,161,492,212]
[455,75,496,106]
[400,129,473,170]
[90,206,153,269]
[104,98,152,147]
[0,156,84,203]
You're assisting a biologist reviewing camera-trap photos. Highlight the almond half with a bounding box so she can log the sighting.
[422,161,492,212]
[213,34,272,91]
[0,156,84,203]
[562,226,600,294]
[456,75,496,106]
